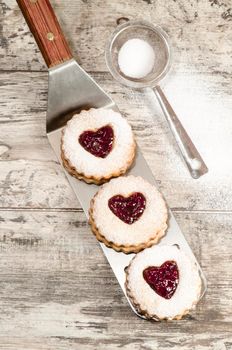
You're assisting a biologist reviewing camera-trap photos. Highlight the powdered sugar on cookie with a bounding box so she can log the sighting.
[126,245,202,320]
[61,108,135,182]
[90,176,168,249]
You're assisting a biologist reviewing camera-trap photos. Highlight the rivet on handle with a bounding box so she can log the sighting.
[47,32,55,41]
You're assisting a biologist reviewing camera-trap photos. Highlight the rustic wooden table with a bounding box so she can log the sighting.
[0,0,232,349]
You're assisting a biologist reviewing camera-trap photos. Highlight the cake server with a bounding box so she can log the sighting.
[16,0,206,319]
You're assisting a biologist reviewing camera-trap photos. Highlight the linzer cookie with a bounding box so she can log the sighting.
[61,108,136,185]
[125,245,202,320]
[89,175,168,253]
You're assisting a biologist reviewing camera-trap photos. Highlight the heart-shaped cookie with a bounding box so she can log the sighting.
[79,125,114,158]
[108,192,146,224]
[143,261,179,299]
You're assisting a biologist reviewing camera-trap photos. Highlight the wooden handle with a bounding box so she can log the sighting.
[17,0,73,68]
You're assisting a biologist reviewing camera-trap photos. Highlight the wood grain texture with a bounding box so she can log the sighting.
[0,71,232,210]
[0,210,231,348]
[1,0,232,348]
[16,0,72,67]
[0,0,232,73]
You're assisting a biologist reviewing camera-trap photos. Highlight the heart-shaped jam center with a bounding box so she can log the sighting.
[108,192,146,224]
[79,125,114,158]
[143,261,179,299]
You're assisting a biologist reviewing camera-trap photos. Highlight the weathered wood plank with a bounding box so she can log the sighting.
[1,0,232,347]
[0,334,231,350]
[0,0,232,74]
[0,210,231,347]
[0,71,232,210]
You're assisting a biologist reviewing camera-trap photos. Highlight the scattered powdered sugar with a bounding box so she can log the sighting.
[62,108,135,178]
[92,175,167,246]
[127,245,202,319]
[118,38,155,79]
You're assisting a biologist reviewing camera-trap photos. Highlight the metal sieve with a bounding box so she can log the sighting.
[106,20,208,179]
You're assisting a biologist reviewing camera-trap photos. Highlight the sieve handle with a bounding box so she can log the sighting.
[153,86,208,179]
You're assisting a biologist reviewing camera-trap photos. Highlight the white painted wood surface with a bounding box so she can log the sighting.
[0,0,232,349]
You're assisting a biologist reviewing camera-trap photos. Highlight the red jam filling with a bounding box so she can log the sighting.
[108,192,146,224]
[143,261,179,299]
[79,125,114,158]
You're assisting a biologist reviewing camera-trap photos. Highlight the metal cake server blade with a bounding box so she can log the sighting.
[17,0,207,319]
